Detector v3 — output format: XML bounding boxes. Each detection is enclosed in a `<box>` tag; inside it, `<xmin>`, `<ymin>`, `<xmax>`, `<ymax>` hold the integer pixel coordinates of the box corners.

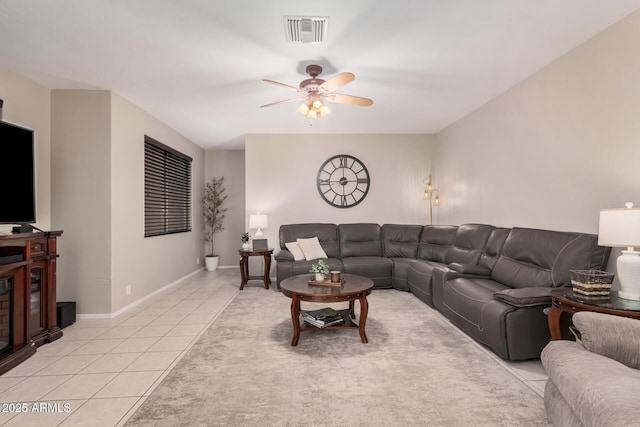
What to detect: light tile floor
<box><xmin>0</xmin><ymin>268</ymin><xmax>240</xmax><ymax>427</ymax></box>
<box><xmin>0</xmin><ymin>268</ymin><xmax>547</xmax><ymax>426</ymax></box>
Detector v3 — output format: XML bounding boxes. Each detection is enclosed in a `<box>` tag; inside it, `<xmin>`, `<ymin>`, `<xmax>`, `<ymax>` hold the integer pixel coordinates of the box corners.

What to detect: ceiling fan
<box><xmin>260</xmin><ymin>65</ymin><xmax>373</xmax><ymax>118</ymax></box>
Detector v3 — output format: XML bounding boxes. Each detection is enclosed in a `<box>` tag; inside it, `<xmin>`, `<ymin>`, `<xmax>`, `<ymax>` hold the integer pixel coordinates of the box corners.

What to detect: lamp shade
<box><xmin>598</xmin><ymin>207</ymin><xmax>640</xmax><ymax>247</ymax></box>
<box><xmin>249</xmin><ymin>214</ymin><xmax>268</xmax><ymax>230</ymax></box>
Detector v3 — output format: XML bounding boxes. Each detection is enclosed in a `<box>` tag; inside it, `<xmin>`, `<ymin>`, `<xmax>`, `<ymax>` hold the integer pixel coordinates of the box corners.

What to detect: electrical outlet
<box><xmin>196</xmin><ymin>257</ymin><xmax>200</xmax><ymax>265</ymax></box>
<box><xmin>126</xmin><ymin>284</ymin><xmax>131</xmax><ymax>296</ymax></box>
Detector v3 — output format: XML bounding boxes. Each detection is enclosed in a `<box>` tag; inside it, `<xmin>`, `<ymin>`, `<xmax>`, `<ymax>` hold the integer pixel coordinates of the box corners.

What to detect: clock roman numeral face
<box><xmin>316</xmin><ymin>154</ymin><xmax>370</xmax><ymax>208</ymax></box>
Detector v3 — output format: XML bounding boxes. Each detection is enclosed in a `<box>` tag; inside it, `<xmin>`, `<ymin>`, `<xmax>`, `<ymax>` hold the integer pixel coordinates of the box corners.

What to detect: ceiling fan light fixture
<box><xmin>298</xmin><ymin>99</ymin><xmax>330</xmax><ymax>118</ymax></box>
<box><xmin>262</xmin><ymin>64</ymin><xmax>371</xmax><ymax>119</ymax></box>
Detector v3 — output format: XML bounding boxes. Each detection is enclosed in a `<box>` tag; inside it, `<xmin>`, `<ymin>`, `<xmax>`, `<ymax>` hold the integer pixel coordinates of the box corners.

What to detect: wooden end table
<box><xmin>280</xmin><ymin>273</ymin><xmax>373</xmax><ymax>346</ymax></box>
<box><xmin>238</xmin><ymin>248</ymin><xmax>273</xmax><ymax>290</ymax></box>
<box><xmin>548</xmin><ymin>288</ymin><xmax>640</xmax><ymax>340</ymax></box>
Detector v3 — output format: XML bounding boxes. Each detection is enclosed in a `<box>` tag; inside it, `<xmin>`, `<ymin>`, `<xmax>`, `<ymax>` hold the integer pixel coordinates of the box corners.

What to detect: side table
<box><xmin>238</xmin><ymin>248</ymin><xmax>273</xmax><ymax>290</ymax></box>
<box><xmin>548</xmin><ymin>288</ymin><xmax>640</xmax><ymax>340</ymax></box>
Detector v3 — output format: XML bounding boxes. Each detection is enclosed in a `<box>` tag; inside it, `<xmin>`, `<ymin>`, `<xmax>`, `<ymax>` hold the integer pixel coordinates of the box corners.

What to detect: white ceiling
<box><xmin>1</xmin><ymin>0</ymin><xmax>639</xmax><ymax>150</ymax></box>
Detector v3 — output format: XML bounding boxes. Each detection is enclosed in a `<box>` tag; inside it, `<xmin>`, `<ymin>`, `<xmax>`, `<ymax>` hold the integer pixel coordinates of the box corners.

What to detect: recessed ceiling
<box><xmin>1</xmin><ymin>0</ymin><xmax>639</xmax><ymax>150</ymax></box>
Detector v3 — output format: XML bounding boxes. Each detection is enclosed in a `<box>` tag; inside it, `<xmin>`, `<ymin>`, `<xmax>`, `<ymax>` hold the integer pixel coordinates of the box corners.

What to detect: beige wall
<box><xmin>110</xmin><ymin>92</ymin><xmax>205</xmax><ymax>313</ymax></box>
<box><xmin>51</xmin><ymin>90</ymin><xmax>112</xmax><ymax>313</ymax></box>
<box><xmin>0</xmin><ymin>66</ymin><xmax>51</xmax><ymax>233</ymax></box>
<box><xmin>51</xmin><ymin>90</ymin><xmax>205</xmax><ymax>315</ymax></box>
<box><xmin>435</xmin><ymin>10</ymin><xmax>640</xmax><ymax>236</ymax></box>
<box><xmin>245</xmin><ymin>134</ymin><xmax>435</xmax><ymax>275</ymax></box>
<box><xmin>204</xmin><ymin>150</ymin><xmax>245</xmax><ymax>267</ymax></box>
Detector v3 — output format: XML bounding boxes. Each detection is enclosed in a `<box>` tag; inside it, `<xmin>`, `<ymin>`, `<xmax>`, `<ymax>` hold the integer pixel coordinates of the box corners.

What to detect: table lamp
<box><xmin>249</xmin><ymin>213</ymin><xmax>268</xmax><ymax>239</ymax></box>
<box><xmin>598</xmin><ymin>202</ymin><xmax>640</xmax><ymax>300</ymax></box>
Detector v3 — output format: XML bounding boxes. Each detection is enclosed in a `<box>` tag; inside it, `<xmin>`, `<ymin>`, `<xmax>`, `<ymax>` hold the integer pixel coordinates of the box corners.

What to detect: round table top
<box><xmin>280</xmin><ymin>273</ymin><xmax>373</xmax><ymax>298</ymax></box>
<box><xmin>552</xmin><ymin>288</ymin><xmax>640</xmax><ymax>314</ymax></box>
<box><xmin>238</xmin><ymin>248</ymin><xmax>274</xmax><ymax>254</ymax></box>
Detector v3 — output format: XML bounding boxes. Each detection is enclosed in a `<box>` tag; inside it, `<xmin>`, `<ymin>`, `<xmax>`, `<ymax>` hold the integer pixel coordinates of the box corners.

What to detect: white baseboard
<box><xmin>77</xmin><ymin>268</ymin><xmax>204</xmax><ymax>319</ymax></box>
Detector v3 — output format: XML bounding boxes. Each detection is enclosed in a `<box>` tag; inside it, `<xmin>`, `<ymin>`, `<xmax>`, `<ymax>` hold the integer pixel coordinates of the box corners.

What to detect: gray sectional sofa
<box><xmin>275</xmin><ymin>222</ymin><xmax>610</xmax><ymax>360</ymax></box>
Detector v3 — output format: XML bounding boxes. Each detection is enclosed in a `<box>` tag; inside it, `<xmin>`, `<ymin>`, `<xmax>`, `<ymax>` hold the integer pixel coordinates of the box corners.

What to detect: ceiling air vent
<box><xmin>283</xmin><ymin>16</ymin><xmax>329</xmax><ymax>43</ymax></box>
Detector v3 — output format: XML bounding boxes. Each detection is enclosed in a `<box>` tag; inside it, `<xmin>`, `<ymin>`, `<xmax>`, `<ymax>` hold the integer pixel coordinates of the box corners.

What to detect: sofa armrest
<box><xmin>493</xmin><ymin>287</ymin><xmax>551</xmax><ymax>307</ymax></box>
<box><xmin>275</xmin><ymin>250</ymin><xmax>294</xmax><ymax>262</ymax></box>
<box><xmin>448</xmin><ymin>263</ymin><xmax>491</xmax><ymax>276</ymax></box>
<box><xmin>573</xmin><ymin>311</ymin><xmax>640</xmax><ymax>369</ymax></box>
<box><xmin>432</xmin><ymin>264</ymin><xmax>491</xmax><ymax>286</ymax></box>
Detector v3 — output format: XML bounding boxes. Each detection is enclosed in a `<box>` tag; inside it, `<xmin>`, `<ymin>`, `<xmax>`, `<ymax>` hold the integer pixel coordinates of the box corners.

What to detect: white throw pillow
<box><xmin>296</xmin><ymin>237</ymin><xmax>328</xmax><ymax>261</ymax></box>
<box><xmin>285</xmin><ymin>242</ymin><xmax>305</xmax><ymax>261</ymax></box>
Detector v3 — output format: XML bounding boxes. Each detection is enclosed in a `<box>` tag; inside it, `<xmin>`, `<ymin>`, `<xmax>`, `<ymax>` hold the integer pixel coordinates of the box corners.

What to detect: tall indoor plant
<box><xmin>202</xmin><ymin>176</ymin><xmax>228</xmax><ymax>271</ymax></box>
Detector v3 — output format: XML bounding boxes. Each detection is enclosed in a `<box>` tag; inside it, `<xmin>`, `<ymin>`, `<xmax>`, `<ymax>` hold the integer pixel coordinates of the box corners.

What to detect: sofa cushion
<box><xmin>388</xmin><ymin>258</ymin><xmax>415</xmax><ymax>291</ymax></box>
<box><xmin>297</xmin><ymin>237</ymin><xmax>328</xmax><ymax>261</ymax></box>
<box><xmin>416</xmin><ymin>225</ymin><xmax>457</xmax><ymax>261</ymax></box>
<box><xmin>285</xmin><ymin>242</ymin><xmax>305</xmax><ymax>261</ymax></box>
<box><xmin>341</xmin><ymin>256</ymin><xmax>392</xmax><ymax>288</ymax></box>
<box><xmin>441</xmin><ymin>278</ymin><xmax>510</xmax><ymax>330</ymax></box>
<box><xmin>491</xmin><ymin>228</ymin><xmax>607</xmax><ymax>289</ymax></box>
<box><xmin>338</xmin><ymin>223</ymin><xmax>383</xmax><ymax>257</ymax></box>
<box><xmin>279</xmin><ymin>223</ymin><xmax>339</xmax><ymax>258</ymax></box>
<box><xmin>573</xmin><ymin>312</ymin><xmax>640</xmax><ymax>369</ymax></box>
<box><xmin>407</xmin><ymin>259</ymin><xmax>448</xmax><ymax>307</ymax></box>
<box><xmin>382</xmin><ymin>224</ymin><xmax>423</xmax><ymax>258</ymax></box>
<box><xmin>444</xmin><ymin>224</ymin><xmax>494</xmax><ymax>265</ymax></box>
<box><xmin>478</xmin><ymin>227</ymin><xmax>510</xmax><ymax>270</ymax></box>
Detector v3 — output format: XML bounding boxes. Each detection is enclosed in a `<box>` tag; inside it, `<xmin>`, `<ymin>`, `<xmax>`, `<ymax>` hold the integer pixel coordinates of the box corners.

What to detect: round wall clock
<box><xmin>316</xmin><ymin>154</ymin><xmax>370</xmax><ymax>208</ymax></box>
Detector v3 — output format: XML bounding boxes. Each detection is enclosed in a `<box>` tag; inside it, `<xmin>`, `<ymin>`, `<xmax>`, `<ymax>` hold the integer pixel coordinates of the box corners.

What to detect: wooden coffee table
<box><xmin>280</xmin><ymin>274</ymin><xmax>374</xmax><ymax>346</ymax></box>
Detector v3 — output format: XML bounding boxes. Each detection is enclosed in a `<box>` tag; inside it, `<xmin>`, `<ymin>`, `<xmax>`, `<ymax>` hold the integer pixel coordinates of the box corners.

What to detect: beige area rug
<box><xmin>126</xmin><ymin>287</ymin><xmax>550</xmax><ymax>426</ymax></box>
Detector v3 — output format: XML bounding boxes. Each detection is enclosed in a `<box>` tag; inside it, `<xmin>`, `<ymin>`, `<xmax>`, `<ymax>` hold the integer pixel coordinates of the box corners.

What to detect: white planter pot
<box><xmin>205</xmin><ymin>256</ymin><xmax>219</xmax><ymax>271</ymax></box>
<box><xmin>242</xmin><ymin>243</ymin><xmax>251</xmax><ymax>250</ymax></box>
<box><xmin>315</xmin><ymin>273</ymin><xmax>325</xmax><ymax>282</ymax></box>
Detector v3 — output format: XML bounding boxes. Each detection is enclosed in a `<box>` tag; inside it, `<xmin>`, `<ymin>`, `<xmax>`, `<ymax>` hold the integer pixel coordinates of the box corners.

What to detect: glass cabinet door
<box><xmin>30</xmin><ymin>267</ymin><xmax>43</xmax><ymax>335</ymax></box>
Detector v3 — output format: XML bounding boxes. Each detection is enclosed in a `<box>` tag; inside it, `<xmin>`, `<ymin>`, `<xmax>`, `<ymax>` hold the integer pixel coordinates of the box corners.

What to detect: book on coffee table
<box><xmin>304</xmin><ymin>307</ymin><xmax>339</xmax><ymax>320</ymax></box>
<box><xmin>301</xmin><ymin>307</ymin><xmax>344</xmax><ymax>327</ymax></box>
<box><xmin>302</xmin><ymin>313</ymin><xmax>344</xmax><ymax>328</ymax></box>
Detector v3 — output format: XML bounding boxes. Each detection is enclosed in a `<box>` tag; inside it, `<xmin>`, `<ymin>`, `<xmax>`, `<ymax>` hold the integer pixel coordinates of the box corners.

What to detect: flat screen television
<box><xmin>0</xmin><ymin>121</ymin><xmax>36</xmax><ymax>227</ymax></box>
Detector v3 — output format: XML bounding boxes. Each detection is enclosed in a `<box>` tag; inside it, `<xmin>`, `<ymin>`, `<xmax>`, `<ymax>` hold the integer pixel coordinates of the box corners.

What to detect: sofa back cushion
<box><xmin>478</xmin><ymin>227</ymin><xmax>510</xmax><ymax>270</ymax></box>
<box><xmin>382</xmin><ymin>224</ymin><xmax>423</xmax><ymax>258</ymax></box>
<box><xmin>491</xmin><ymin>227</ymin><xmax>610</xmax><ymax>289</ymax></box>
<box><xmin>445</xmin><ymin>224</ymin><xmax>495</xmax><ymax>265</ymax></box>
<box><xmin>338</xmin><ymin>223</ymin><xmax>383</xmax><ymax>257</ymax></box>
<box><xmin>416</xmin><ymin>225</ymin><xmax>458</xmax><ymax>262</ymax></box>
<box><xmin>279</xmin><ymin>223</ymin><xmax>339</xmax><ymax>259</ymax></box>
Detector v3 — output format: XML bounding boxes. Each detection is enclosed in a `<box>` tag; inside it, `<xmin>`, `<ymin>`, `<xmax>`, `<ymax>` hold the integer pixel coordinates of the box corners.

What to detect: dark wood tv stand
<box><xmin>0</xmin><ymin>230</ymin><xmax>63</xmax><ymax>375</ymax></box>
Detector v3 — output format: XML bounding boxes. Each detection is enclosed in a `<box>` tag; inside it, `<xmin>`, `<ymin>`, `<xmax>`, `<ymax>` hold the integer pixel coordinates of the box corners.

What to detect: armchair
<box><xmin>541</xmin><ymin>312</ymin><xmax>640</xmax><ymax>426</ymax></box>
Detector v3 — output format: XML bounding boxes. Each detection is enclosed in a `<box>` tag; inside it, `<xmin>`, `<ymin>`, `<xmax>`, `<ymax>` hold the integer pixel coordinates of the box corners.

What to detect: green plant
<box><xmin>241</xmin><ymin>232</ymin><xmax>250</xmax><ymax>243</ymax></box>
<box><xmin>309</xmin><ymin>259</ymin><xmax>330</xmax><ymax>276</ymax></box>
<box><xmin>202</xmin><ymin>176</ymin><xmax>228</xmax><ymax>257</ymax></box>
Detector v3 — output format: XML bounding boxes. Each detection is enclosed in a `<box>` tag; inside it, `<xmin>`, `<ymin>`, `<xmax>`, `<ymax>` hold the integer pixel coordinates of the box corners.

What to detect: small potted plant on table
<box><xmin>310</xmin><ymin>259</ymin><xmax>330</xmax><ymax>282</ymax></box>
<box><xmin>241</xmin><ymin>232</ymin><xmax>250</xmax><ymax>250</ymax></box>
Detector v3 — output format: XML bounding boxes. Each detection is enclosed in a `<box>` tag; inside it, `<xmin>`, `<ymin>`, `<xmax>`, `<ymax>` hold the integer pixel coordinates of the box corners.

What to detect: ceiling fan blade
<box><xmin>260</xmin><ymin>97</ymin><xmax>304</xmax><ymax>108</ymax></box>
<box><xmin>324</xmin><ymin>93</ymin><xmax>373</xmax><ymax>107</ymax></box>
<box><xmin>263</xmin><ymin>79</ymin><xmax>300</xmax><ymax>91</ymax></box>
<box><xmin>318</xmin><ymin>72</ymin><xmax>355</xmax><ymax>93</ymax></box>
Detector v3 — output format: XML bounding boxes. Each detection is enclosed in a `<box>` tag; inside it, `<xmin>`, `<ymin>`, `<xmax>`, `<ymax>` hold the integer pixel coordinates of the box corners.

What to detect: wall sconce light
<box><xmin>423</xmin><ymin>175</ymin><xmax>439</xmax><ymax>225</ymax></box>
